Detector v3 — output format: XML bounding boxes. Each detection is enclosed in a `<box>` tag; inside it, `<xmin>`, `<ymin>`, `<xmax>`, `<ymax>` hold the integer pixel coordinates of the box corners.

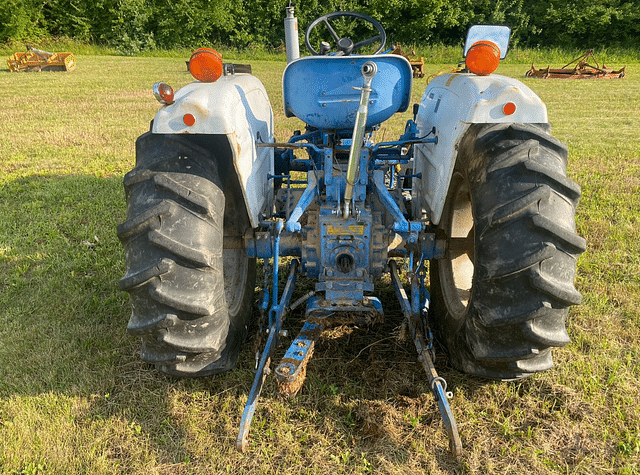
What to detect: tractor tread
<box><xmin>431</xmin><ymin>123</ymin><xmax>584</xmax><ymax>380</ymax></box>
<box><xmin>485</xmin><ymin>139</ymin><xmax>539</xmax><ymax>174</ymax></box>
<box><xmin>127</xmin><ymin>313</ymin><xmax>178</xmax><ymax>335</ymax></box>
<box><xmin>157</xmin><ymin>328</ymin><xmax>225</xmax><ymax>354</ymax></box>
<box><xmin>119</xmin><ymin>257</ymin><xmax>175</xmax><ymax>291</ymax></box>
<box><xmin>140</xmin><ymin>345</ymin><xmax>187</xmax><ymax>364</ymax></box>
<box><xmin>123</xmin><ymin>167</ymin><xmax>154</xmax><ymax>188</ymax></box>
<box><xmin>485</xmin><ymin>186</ymin><xmax>549</xmax><ymax>228</ymax></box>
<box><xmin>153</xmin><ymin>172</ymin><xmax>221</xmax><ymax>217</ymax></box>
<box><xmin>148</xmin><ymin>228</ymin><xmax>218</xmax><ymax>267</ymax></box>
<box><xmin>148</xmin><ymin>272</ymin><xmax>226</xmax><ymax>316</ymax></box>
<box><xmin>117</xmin><ymin>201</ymin><xmax>173</xmax><ymax>240</ymax></box>
<box><xmin>523</xmin><ymin>317</ymin><xmax>571</xmax><ymax>347</ymax></box>
<box><xmin>531</xmin><ymin>215</ymin><xmax>587</xmax><ymax>252</ymax></box>
<box><xmin>118</xmin><ymin>132</ymin><xmax>255</xmax><ymax>377</ymax></box>
<box><xmin>522</xmin><ymin>161</ymin><xmax>581</xmax><ymax>201</ymax></box>
<box><xmin>481</xmin><ymin>243</ymin><xmax>556</xmax><ymax>280</ymax></box>
<box><xmin>529</xmin><ymin>266</ymin><xmax>583</xmax><ymax>306</ymax></box>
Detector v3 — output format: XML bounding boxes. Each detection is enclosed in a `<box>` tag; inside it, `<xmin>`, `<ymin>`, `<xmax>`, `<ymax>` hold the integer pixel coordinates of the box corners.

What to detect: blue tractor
<box><xmin>118</xmin><ymin>10</ymin><xmax>585</xmax><ymax>455</ymax></box>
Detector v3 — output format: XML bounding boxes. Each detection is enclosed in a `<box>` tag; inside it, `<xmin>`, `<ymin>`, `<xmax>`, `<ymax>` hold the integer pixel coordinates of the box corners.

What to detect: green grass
<box><xmin>1</xmin><ymin>52</ymin><xmax>639</xmax><ymax>474</ymax></box>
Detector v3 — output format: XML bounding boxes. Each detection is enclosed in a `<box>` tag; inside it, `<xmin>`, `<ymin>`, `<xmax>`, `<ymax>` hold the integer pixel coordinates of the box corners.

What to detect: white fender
<box><xmin>152</xmin><ymin>74</ymin><xmax>274</xmax><ymax>228</ymax></box>
<box><xmin>412</xmin><ymin>72</ymin><xmax>548</xmax><ymax>225</ymax></box>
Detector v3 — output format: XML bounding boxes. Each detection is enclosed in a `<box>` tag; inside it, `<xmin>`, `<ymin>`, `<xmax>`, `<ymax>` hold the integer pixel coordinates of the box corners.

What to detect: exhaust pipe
<box><xmin>284</xmin><ymin>5</ymin><xmax>300</xmax><ymax>63</ymax></box>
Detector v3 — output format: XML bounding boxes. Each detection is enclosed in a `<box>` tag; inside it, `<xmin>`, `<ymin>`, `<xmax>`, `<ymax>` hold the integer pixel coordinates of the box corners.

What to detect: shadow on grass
<box><xmin>0</xmin><ymin>175</ymin><xmax>202</xmax><ymax>469</ymax></box>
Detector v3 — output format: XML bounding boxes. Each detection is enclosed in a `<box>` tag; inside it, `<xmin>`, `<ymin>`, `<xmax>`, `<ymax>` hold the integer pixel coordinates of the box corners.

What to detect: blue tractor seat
<box><xmin>282</xmin><ymin>55</ymin><xmax>413</xmax><ymax>131</ymax></box>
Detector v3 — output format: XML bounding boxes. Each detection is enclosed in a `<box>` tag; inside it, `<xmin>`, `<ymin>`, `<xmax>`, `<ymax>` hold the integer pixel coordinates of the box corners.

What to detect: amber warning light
<box><xmin>465</xmin><ymin>41</ymin><xmax>501</xmax><ymax>76</ymax></box>
<box><xmin>189</xmin><ymin>48</ymin><xmax>223</xmax><ymax>82</ymax></box>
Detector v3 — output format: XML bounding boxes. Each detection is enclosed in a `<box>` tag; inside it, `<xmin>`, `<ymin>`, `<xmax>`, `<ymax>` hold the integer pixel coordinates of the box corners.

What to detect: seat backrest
<box><xmin>283</xmin><ymin>55</ymin><xmax>413</xmax><ymax>131</ymax></box>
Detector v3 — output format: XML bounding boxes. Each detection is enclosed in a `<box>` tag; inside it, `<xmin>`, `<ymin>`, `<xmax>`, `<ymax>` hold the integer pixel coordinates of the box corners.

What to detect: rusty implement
<box><xmin>526</xmin><ymin>50</ymin><xmax>625</xmax><ymax>79</ymax></box>
<box><xmin>391</xmin><ymin>44</ymin><xmax>425</xmax><ymax>78</ymax></box>
<box><xmin>7</xmin><ymin>46</ymin><xmax>76</xmax><ymax>72</ymax></box>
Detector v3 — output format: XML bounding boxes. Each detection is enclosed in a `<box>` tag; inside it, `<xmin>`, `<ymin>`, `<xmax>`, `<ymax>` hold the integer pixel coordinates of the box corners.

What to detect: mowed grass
<box><xmin>0</xmin><ymin>53</ymin><xmax>639</xmax><ymax>474</ymax></box>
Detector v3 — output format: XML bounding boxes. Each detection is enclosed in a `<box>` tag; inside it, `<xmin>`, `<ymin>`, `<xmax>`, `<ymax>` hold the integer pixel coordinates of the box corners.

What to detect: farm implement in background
<box><xmin>7</xmin><ymin>46</ymin><xmax>76</xmax><ymax>72</ymax></box>
<box><xmin>389</xmin><ymin>44</ymin><xmax>425</xmax><ymax>78</ymax></box>
<box><xmin>526</xmin><ymin>49</ymin><xmax>625</xmax><ymax>79</ymax></box>
<box><xmin>117</xmin><ymin>7</ymin><xmax>585</xmax><ymax>457</ymax></box>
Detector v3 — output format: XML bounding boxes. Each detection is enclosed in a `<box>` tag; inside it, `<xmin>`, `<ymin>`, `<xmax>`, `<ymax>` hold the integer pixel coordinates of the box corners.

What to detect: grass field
<box><xmin>0</xmin><ymin>51</ymin><xmax>639</xmax><ymax>474</ymax></box>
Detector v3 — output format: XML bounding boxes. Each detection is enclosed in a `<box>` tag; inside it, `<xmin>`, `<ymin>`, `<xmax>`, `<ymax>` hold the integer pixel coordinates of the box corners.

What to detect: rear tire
<box><xmin>430</xmin><ymin>123</ymin><xmax>586</xmax><ymax>379</ymax></box>
<box><xmin>118</xmin><ymin>133</ymin><xmax>255</xmax><ymax>377</ymax></box>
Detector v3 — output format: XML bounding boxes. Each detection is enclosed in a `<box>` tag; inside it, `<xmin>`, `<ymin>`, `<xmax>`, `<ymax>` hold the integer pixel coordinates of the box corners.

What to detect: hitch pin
<box><xmin>344</xmin><ymin>61</ymin><xmax>377</xmax><ymax>219</ymax></box>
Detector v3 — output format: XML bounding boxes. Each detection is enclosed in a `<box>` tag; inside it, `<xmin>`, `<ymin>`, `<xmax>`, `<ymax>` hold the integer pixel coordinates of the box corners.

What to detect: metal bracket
<box><xmin>236</xmin><ymin>257</ymin><xmax>299</xmax><ymax>452</ymax></box>
<box><xmin>275</xmin><ymin>321</ymin><xmax>322</xmax><ymax>398</ymax></box>
<box><xmin>389</xmin><ymin>259</ymin><xmax>462</xmax><ymax>457</ymax></box>
<box><xmin>285</xmin><ymin>172</ymin><xmax>318</xmax><ymax>232</ymax></box>
<box><xmin>372</xmin><ymin>170</ymin><xmax>423</xmax><ymax>233</ymax></box>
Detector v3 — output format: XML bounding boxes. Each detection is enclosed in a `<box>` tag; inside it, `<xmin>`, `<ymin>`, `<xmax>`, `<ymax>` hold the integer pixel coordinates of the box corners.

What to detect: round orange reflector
<box><xmin>189</xmin><ymin>48</ymin><xmax>223</xmax><ymax>82</ymax></box>
<box><xmin>503</xmin><ymin>102</ymin><xmax>517</xmax><ymax>115</ymax></box>
<box><xmin>465</xmin><ymin>41</ymin><xmax>501</xmax><ymax>76</ymax></box>
<box><xmin>183</xmin><ymin>113</ymin><xmax>196</xmax><ymax>126</ymax></box>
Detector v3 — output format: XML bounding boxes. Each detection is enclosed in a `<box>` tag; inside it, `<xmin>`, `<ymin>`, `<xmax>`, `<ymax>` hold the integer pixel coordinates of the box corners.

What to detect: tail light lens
<box><xmin>189</xmin><ymin>48</ymin><xmax>223</xmax><ymax>82</ymax></box>
<box><xmin>153</xmin><ymin>82</ymin><xmax>174</xmax><ymax>104</ymax></box>
<box><xmin>465</xmin><ymin>41</ymin><xmax>501</xmax><ymax>76</ymax></box>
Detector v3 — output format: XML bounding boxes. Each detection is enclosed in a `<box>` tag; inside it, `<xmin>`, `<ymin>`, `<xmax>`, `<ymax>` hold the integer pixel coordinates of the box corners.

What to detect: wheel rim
<box><xmin>439</xmin><ymin>173</ymin><xmax>475</xmax><ymax>320</ymax></box>
<box><xmin>223</xmin><ymin>249</ymin><xmax>249</xmax><ymax>317</ymax></box>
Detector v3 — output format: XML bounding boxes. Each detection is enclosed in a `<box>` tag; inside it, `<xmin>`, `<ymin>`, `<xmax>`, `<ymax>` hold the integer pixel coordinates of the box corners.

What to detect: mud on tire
<box><xmin>118</xmin><ymin>133</ymin><xmax>255</xmax><ymax>377</ymax></box>
<box><xmin>430</xmin><ymin>123</ymin><xmax>586</xmax><ymax>380</ymax></box>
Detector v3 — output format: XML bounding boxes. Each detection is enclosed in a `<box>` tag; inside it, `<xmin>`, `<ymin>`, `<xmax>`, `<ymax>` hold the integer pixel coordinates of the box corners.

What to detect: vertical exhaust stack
<box><xmin>284</xmin><ymin>5</ymin><xmax>300</xmax><ymax>63</ymax></box>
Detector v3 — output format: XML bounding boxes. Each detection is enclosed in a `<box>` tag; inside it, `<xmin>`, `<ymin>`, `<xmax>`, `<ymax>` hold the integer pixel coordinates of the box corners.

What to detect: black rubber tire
<box><xmin>118</xmin><ymin>133</ymin><xmax>255</xmax><ymax>377</ymax></box>
<box><xmin>430</xmin><ymin>123</ymin><xmax>586</xmax><ymax>380</ymax></box>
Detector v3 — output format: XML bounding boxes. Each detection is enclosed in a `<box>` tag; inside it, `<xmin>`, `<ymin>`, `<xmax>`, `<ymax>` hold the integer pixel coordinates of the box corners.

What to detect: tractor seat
<box><xmin>282</xmin><ymin>55</ymin><xmax>413</xmax><ymax>131</ymax></box>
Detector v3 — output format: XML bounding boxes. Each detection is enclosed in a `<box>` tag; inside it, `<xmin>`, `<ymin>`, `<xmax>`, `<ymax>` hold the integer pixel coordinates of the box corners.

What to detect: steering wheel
<box><xmin>304</xmin><ymin>11</ymin><xmax>387</xmax><ymax>56</ymax></box>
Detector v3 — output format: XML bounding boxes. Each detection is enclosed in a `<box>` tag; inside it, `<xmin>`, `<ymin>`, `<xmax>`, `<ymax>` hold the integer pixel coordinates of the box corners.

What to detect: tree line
<box><xmin>2</xmin><ymin>0</ymin><xmax>639</xmax><ymax>54</ymax></box>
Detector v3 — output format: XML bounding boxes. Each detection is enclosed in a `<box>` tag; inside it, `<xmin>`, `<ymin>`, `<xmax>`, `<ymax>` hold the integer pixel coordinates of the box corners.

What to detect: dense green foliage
<box><xmin>1</xmin><ymin>0</ymin><xmax>639</xmax><ymax>53</ymax></box>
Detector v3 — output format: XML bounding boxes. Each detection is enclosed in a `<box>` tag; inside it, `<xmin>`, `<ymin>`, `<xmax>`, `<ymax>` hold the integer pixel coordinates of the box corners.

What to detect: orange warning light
<box><xmin>465</xmin><ymin>41</ymin><xmax>501</xmax><ymax>76</ymax></box>
<box><xmin>189</xmin><ymin>48</ymin><xmax>223</xmax><ymax>83</ymax></box>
